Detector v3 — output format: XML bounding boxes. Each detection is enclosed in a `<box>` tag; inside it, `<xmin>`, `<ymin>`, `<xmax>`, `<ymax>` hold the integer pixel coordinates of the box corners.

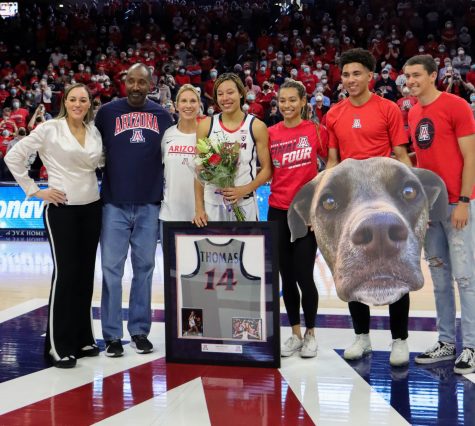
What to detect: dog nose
<box><xmin>351</xmin><ymin>213</ymin><xmax>408</xmax><ymax>257</ymax></box>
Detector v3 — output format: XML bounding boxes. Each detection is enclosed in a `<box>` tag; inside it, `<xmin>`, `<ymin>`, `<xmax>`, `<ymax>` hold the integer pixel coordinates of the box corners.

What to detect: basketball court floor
<box><xmin>0</xmin><ymin>240</ymin><xmax>474</xmax><ymax>425</ymax></box>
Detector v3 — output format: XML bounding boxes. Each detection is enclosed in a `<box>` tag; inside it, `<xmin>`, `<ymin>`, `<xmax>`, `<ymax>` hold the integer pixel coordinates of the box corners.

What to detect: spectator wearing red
<box><xmin>58</xmin><ymin>54</ymin><xmax>72</xmax><ymax>71</ymax></box>
<box><xmin>74</xmin><ymin>64</ymin><xmax>92</xmax><ymax>84</ymax></box>
<box><xmin>256</xmin><ymin>81</ymin><xmax>277</xmax><ymax>112</ymax></box>
<box><xmin>14</xmin><ymin>60</ymin><xmax>29</xmax><ymax>80</ymax></box>
<box><xmin>396</xmin><ymin>86</ymin><xmax>418</xmax><ymax>140</ymax></box>
<box><xmin>255</xmin><ymin>63</ymin><xmax>271</xmax><ymax>87</ymax></box>
<box><xmin>298</xmin><ymin>66</ymin><xmax>319</xmax><ymax>97</ymax></box>
<box><xmin>175</xmin><ymin>67</ymin><xmax>191</xmax><ymax>87</ymax></box>
<box><xmin>467</xmin><ymin>65</ymin><xmax>475</xmax><ymax>86</ymax></box>
<box><xmin>0</xmin><ymin>108</ymin><xmax>17</xmax><ymax>156</ymax></box>
<box><xmin>246</xmin><ymin>92</ymin><xmax>264</xmax><ymax>120</ymax></box>
<box><xmin>186</xmin><ymin>58</ymin><xmax>202</xmax><ymax>86</ymax></box>
<box><xmin>441</xmin><ymin>21</ymin><xmax>458</xmax><ymax>49</ymax></box>
<box><xmin>10</xmin><ymin>99</ymin><xmax>29</xmax><ymax>129</ymax></box>
<box><xmin>204</xmin><ymin>69</ymin><xmax>218</xmax><ymax>107</ymax></box>
<box><xmin>401</xmin><ymin>31</ymin><xmax>419</xmax><ymax>59</ymax></box>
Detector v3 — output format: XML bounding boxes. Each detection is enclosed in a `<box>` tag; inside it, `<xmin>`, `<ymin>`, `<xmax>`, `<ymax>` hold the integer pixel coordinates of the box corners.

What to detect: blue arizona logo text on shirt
<box><xmin>114</xmin><ymin>112</ymin><xmax>161</xmax><ymax>136</ymax></box>
<box><xmin>415</xmin><ymin>117</ymin><xmax>435</xmax><ymax>150</ymax></box>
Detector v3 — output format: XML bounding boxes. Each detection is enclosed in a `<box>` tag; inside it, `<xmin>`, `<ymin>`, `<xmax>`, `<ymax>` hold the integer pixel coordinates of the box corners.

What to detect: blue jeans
<box><xmin>424</xmin><ymin>201</ymin><xmax>475</xmax><ymax>348</ymax></box>
<box><xmin>100</xmin><ymin>203</ymin><xmax>160</xmax><ymax>341</ymax></box>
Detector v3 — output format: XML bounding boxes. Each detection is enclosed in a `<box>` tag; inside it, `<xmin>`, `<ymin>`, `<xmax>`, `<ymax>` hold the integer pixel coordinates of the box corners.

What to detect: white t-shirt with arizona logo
<box><xmin>160</xmin><ymin>125</ymin><xmax>196</xmax><ymax>220</ymax></box>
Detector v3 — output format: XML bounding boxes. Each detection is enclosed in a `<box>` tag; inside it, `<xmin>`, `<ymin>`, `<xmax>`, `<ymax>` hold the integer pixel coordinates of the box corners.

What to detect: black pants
<box><xmin>43</xmin><ymin>200</ymin><xmax>102</xmax><ymax>360</ymax></box>
<box><xmin>349</xmin><ymin>294</ymin><xmax>410</xmax><ymax>340</ymax></box>
<box><xmin>268</xmin><ymin>206</ymin><xmax>319</xmax><ymax>328</ymax></box>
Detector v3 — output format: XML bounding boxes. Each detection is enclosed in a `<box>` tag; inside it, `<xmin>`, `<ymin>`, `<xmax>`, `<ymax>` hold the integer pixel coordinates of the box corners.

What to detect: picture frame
<box><xmin>163</xmin><ymin>221</ymin><xmax>280</xmax><ymax>368</ymax></box>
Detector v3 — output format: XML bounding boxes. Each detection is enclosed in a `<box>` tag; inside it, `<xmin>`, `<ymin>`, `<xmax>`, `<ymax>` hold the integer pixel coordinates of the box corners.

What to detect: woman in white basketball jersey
<box><xmin>193</xmin><ymin>73</ymin><xmax>272</xmax><ymax>224</ymax></box>
<box><xmin>160</xmin><ymin>84</ymin><xmax>201</xmax><ymax>223</ymax></box>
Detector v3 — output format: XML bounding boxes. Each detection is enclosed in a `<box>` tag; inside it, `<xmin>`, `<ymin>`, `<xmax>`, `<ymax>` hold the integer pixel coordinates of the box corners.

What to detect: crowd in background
<box><xmin>1</xmin><ymin>0</ymin><xmax>475</xmax><ymax>179</ymax></box>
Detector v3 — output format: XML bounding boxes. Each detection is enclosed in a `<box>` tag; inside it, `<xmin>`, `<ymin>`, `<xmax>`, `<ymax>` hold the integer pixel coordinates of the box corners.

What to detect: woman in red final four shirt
<box><xmin>268</xmin><ymin>79</ymin><xmax>329</xmax><ymax>359</ymax></box>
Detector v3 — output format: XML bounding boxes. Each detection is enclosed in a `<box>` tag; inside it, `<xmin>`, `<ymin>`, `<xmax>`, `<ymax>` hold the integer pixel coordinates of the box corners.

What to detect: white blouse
<box><xmin>5</xmin><ymin>118</ymin><xmax>103</xmax><ymax>205</ymax></box>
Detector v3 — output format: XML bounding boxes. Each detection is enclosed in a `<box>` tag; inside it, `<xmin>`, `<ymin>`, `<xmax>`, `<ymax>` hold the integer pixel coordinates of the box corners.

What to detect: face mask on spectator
<box><xmin>277</xmin><ymin>67</ymin><xmax>283</xmax><ymax>73</ymax></box>
<box><xmin>10</xmin><ymin>89</ymin><xmax>16</xmax><ymax>96</ymax></box>
<box><xmin>0</xmin><ymin>84</ymin><xmax>5</xmax><ymax>90</ymax></box>
<box><xmin>78</xmin><ymin>65</ymin><xmax>84</xmax><ymax>71</ymax></box>
<box><xmin>470</xmin><ymin>94</ymin><xmax>475</xmax><ymax>103</ymax></box>
<box><xmin>207</xmin><ymin>108</ymin><xmax>214</xmax><ymax>116</ymax></box>
<box><xmin>260</xmin><ymin>66</ymin><xmax>266</xmax><ymax>72</ymax></box>
<box><xmin>246</xmin><ymin>93</ymin><xmax>255</xmax><ymax>101</ymax></box>
<box><xmin>12</xmin><ymin>101</ymin><xmax>20</xmax><ymax>108</ymax></box>
<box><xmin>244</xmin><ymin>70</ymin><xmax>251</xmax><ymax>76</ymax></box>
<box><xmin>210</xmin><ymin>71</ymin><xmax>217</xmax><ymax>78</ymax></box>
<box><xmin>321</xmin><ymin>78</ymin><xmax>328</xmax><ymax>84</ymax></box>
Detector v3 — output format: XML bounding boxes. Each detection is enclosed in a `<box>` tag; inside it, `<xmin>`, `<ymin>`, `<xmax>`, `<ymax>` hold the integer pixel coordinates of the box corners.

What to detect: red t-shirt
<box><xmin>268</xmin><ymin>120</ymin><xmax>329</xmax><ymax>210</ymax></box>
<box><xmin>408</xmin><ymin>92</ymin><xmax>475</xmax><ymax>203</ymax></box>
<box><xmin>10</xmin><ymin>108</ymin><xmax>29</xmax><ymax>129</ymax></box>
<box><xmin>326</xmin><ymin>94</ymin><xmax>407</xmax><ymax>160</ymax></box>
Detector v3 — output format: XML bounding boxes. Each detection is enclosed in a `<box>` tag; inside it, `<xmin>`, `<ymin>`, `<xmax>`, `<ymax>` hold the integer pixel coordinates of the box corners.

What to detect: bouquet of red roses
<box><xmin>195</xmin><ymin>133</ymin><xmax>246</xmax><ymax>221</ymax></box>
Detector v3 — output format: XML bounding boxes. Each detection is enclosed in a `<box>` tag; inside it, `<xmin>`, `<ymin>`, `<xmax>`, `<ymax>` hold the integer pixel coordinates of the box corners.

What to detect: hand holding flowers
<box><xmin>194</xmin><ymin>133</ymin><xmax>246</xmax><ymax>221</ymax></box>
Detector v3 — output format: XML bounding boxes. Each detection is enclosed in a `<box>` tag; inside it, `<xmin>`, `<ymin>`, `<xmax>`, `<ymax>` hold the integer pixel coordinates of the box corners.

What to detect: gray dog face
<box><xmin>288</xmin><ymin>157</ymin><xmax>448</xmax><ymax>306</ymax></box>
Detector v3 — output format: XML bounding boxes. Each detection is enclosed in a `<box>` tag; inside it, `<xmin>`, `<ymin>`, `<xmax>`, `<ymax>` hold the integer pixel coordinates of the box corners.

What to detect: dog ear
<box><xmin>411</xmin><ymin>168</ymin><xmax>448</xmax><ymax>222</ymax></box>
<box><xmin>287</xmin><ymin>175</ymin><xmax>320</xmax><ymax>242</ymax></box>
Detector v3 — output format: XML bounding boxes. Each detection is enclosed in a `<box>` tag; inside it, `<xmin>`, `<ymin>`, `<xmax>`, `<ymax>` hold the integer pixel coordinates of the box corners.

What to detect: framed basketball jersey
<box><xmin>163</xmin><ymin>222</ymin><xmax>280</xmax><ymax>368</ymax></box>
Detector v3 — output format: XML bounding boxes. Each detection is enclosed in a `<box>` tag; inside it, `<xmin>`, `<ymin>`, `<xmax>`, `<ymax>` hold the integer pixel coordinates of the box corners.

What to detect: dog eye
<box><xmin>321</xmin><ymin>195</ymin><xmax>337</xmax><ymax>210</ymax></box>
<box><xmin>402</xmin><ymin>185</ymin><xmax>417</xmax><ymax>200</ymax></box>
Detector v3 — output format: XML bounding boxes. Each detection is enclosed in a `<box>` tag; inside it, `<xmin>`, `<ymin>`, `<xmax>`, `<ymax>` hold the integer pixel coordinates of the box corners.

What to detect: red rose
<box><xmin>208</xmin><ymin>154</ymin><xmax>222</xmax><ymax>166</ymax></box>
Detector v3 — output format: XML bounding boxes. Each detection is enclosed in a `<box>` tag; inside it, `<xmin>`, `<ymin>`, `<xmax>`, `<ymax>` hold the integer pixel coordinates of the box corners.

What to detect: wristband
<box><xmin>458</xmin><ymin>196</ymin><xmax>470</xmax><ymax>203</ymax></box>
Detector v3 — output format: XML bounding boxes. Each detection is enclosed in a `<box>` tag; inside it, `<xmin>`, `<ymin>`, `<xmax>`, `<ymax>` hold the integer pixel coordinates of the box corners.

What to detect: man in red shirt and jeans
<box><xmin>405</xmin><ymin>54</ymin><xmax>475</xmax><ymax>374</ymax></box>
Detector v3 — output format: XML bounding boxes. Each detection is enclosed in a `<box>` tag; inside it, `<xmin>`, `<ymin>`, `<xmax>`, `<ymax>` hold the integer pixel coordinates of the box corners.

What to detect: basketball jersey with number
<box><xmin>204</xmin><ymin>114</ymin><xmax>257</xmax><ymax>206</ymax></box>
<box><xmin>181</xmin><ymin>238</ymin><xmax>261</xmax><ymax>339</ymax></box>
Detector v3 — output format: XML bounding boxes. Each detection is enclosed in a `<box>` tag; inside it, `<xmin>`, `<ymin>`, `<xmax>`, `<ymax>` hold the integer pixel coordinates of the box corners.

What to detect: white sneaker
<box><xmin>390</xmin><ymin>338</ymin><xmax>409</xmax><ymax>367</ymax></box>
<box><xmin>281</xmin><ymin>334</ymin><xmax>303</xmax><ymax>357</ymax></box>
<box><xmin>343</xmin><ymin>334</ymin><xmax>372</xmax><ymax>360</ymax></box>
<box><xmin>300</xmin><ymin>333</ymin><xmax>318</xmax><ymax>358</ymax></box>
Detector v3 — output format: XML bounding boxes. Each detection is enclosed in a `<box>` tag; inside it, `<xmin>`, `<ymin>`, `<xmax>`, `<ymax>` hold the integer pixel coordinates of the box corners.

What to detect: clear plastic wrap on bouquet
<box><xmin>194</xmin><ymin>133</ymin><xmax>246</xmax><ymax>221</ymax></box>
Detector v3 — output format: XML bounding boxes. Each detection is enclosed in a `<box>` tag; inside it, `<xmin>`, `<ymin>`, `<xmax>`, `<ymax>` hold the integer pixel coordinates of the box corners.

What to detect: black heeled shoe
<box><xmin>53</xmin><ymin>355</ymin><xmax>77</xmax><ymax>369</ymax></box>
<box><xmin>79</xmin><ymin>344</ymin><xmax>100</xmax><ymax>357</ymax></box>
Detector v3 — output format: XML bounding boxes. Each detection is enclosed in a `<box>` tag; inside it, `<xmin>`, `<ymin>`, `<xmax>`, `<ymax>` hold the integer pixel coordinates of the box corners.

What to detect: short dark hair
<box><xmin>404</xmin><ymin>55</ymin><xmax>438</xmax><ymax>75</ymax></box>
<box><xmin>127</xmin><ymin>63</ymin><xmax>152</xmax><ymax>82</ymax></box>
<box><xmin>338</xmin><ymin>48</ymin><xmax>376</xmax><ymax>72</ymax></box>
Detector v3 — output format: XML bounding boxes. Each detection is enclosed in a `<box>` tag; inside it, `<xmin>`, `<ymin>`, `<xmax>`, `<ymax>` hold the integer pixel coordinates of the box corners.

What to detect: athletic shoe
<box><xmin>78</xmin><ymin>344</ymin><xmax>100</xmax><ymax>358</ymax></box>
<box><xmin>390</xmin><ymin>339</ymin><xmax>409</xmax><ymax>367</ymax></box>
<box><xmin>281</xmin><ymin>335</ymin><xmax>303</xmax><ymax>357</ymax></box>
<box><xmin>105</xmin><ymin>339</ymin><xmax>124</xmax><ymax>357</ymax></box>
<box><xmin>343</xmin><ymin>334</ymin><xmax>372</xmax><ymax>360</ymax></box>
<box><xmin>300</xmin><ymin>333</ymin><xmax>318</xmax><ymax>358</ymax></box>
<box><xmin>414</xmin><ymin>341</ymin><xmax>456</xmax><ymax>365</ymax></box>
<box><xmin>131</xmin><ymin>335</ymin><xmax>153</xmax><ymax>354</ymax></box>
<box><xmin>454</xmin><ymin>347</ymin><xmax>475</xmax><ymax>375</ymax></box>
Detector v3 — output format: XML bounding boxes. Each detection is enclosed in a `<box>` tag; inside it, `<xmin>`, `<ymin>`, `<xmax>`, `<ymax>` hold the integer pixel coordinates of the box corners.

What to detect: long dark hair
<box><xmin>278</xmin><ymin>79</ymin><xmax>308</xmax><ymax>119</ymax></box>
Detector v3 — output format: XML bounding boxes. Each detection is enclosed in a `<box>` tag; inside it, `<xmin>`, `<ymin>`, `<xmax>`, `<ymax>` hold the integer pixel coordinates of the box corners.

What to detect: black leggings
<box><xmin>348</xmin><ymin>294</ymin><xmax>410</xmax><ymax>340</ymax></box>
<box><xmin>43</xmin><ymin>200</ymin><xmax>102</xmax><ymax>359</ymax></box>
<box><xmin>268</xmin><ymin>206</ymin><xmax>318</xmax><ymax>328</ymax></box>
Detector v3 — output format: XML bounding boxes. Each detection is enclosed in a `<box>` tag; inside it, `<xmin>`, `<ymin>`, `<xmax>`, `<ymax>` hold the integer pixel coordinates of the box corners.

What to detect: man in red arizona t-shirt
<box><xmin>326</xmin><ymin>48</ymin><xmax>412</xmax><ymax>368</ymax></box>
<box><xmin>405</xmin><ymin>54</ymin><xmax>475</xmax><ymax>375</ymax></box>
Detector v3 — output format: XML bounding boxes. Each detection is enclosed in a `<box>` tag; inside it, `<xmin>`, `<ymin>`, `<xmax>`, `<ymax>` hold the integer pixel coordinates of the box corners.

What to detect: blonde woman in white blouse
<box><xmin>5</xmin><ymin>83</ymin><xmax>103</xmax><ymax>369</ymax></box>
